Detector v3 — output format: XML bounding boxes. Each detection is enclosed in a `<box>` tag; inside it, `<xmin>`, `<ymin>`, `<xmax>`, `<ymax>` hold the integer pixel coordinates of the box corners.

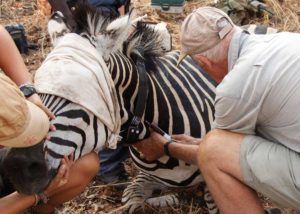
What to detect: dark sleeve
<box><xmin>116</xmin><ymin>0</ymin><xmax>128</xmax><ymax>5</ymax></box>
<box><xmin>91</xmin><ymin>0</ymin><xmax>127</xmax><ymax>7</ymax></box>
<box><xmin>116</xmin><ymin>0</ymin><xmax>130</xmax><ymax>13</ymax></box>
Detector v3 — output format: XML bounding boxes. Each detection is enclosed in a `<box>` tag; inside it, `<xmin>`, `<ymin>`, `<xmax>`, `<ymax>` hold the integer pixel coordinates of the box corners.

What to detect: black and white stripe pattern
<box><xmin>66</xmin><ymin>6</ymin><xmax>218</xmax><ymax>212</ymax></box>
<box><xmin>39</xmin><ymin>94</ymin><xmax>108</xmax><ymax>169</ymax></box>
<box><xmin>107</xmin><ymin>50</ymin><xmax>217</xmax><ymax>213</ymax></box>
<box><xmin>104</xmin><ymin>46</ymin><xmax>216</xmax><ymax>182</ymax></box>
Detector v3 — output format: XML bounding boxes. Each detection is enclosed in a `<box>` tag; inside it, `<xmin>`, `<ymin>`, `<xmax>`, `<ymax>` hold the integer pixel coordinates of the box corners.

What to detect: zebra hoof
<box><xmin>122</xmin><ymin>197</ymin><xmax>145</xmax><ymax>214</ymax></box>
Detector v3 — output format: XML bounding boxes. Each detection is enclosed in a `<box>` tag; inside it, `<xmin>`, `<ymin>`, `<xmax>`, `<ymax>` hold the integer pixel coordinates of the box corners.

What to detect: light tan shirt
<box><xmin>214</xmin><ymin>31</ymin><xmax>300</xmax><ymax>153</ymax></box>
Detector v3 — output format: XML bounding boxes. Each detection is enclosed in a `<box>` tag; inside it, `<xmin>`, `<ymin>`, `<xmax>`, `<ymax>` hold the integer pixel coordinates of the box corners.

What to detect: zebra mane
<box><xmin>124</xmin><ymin>21</ymin><xmax>168</xmax><ymax>59</ymax></box>
<box><xmin>70</xmin><ymin>1</ymin><xmax>169</xmax><ymax>61</ymax></box>
<box><xmin>71</xmin><ymin>1</ymin><xmax>132</xmax><ymax>60</ymax></box>
<box><xmin>71</xmin><ymin>2</ymin><xmax>112</xmax><ymax>36</ymax></box>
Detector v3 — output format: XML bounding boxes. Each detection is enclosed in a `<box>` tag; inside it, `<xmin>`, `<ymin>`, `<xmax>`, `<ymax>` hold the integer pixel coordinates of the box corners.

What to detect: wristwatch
<box><xmin>19</xmin><ymin>83</ymin><xmax>37</xmax><ymax>98</ymax></box>
<box><xmin>163</xmin><ymin>139</ymin><xmax>173</xmax><ymax>157</ymax></box>
<box><xmin>38</xmin><ymin>192</ymin><xmax>49</xmax><ymax>204</ymax></box>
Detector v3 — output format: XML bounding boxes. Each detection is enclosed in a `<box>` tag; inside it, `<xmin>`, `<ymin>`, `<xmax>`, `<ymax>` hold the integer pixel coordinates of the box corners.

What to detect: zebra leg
<box><xmin>122</xmin><ymin>172</ymin><xmax>157</xmax><ymax>213</ymax></box>
<box><xmin>145</xmin><ymin>194</ymin><xmax>179</xmax><ymax>208</ymax></box>
<box><xmin>202</xmin><ymin>183</ymin><xmax>219</xmax><ymax>214</ymax></box>
<box><xmin>122</xmin><ymin>171</ymin><xmax>179</xmax><ymax>213</ymax></box>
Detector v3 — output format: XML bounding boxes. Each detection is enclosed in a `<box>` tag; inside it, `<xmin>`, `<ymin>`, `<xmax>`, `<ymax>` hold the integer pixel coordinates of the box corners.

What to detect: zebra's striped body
<box><xmin>116</xmin><ymin>50</ymin><xmax>216</xmax><ymax>182</ymax></box>
<box><xmin>36</xmin><ymin>44</ymin><xmax>216</xmax><ymax>212</ymax></box>
<box><xmin>45</xmin><ymin>7</ymin><xmax>217</xmax><ymax>212</ymax></box>
<box><xmin>33</xmin><ymin>44</ymin><xmax>216</xmax><ymax>211</ymax></box>
<box><xmin>105</xmin><ymin>50</ymin><xmax>217</xmax><ymax>212</ymax></box>
<box><xmin>39</xmin><ymin>94</ymin><xmax>108</xmax><ymax>167</ymax></box>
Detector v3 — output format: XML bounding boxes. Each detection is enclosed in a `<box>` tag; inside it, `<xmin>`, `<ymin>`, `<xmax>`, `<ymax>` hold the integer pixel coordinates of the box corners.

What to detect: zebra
<box><xmin>71</xmin><ymin>4</ymin><xmax>218</xmax><ymax>213</ymax></box>
<box><xmin>106</xmin><ymin>49</ymin><xmax>216</xmax><ymax>213</ymax></box>
<box><xmin>0</xmin><ymin>3</ymin><xmax>219</xmax><ymax>213</ymax></box>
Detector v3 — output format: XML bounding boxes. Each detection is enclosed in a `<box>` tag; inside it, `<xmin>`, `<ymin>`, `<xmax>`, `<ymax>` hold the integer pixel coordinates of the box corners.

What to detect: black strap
<box><xmin>164</xmin><ymin>140</ymin><xmax>173</xmax><ymax>157</ymax></box>
<box><xmin>134</xmin><ymin>55</ymin><xmax>149</xmax><ymax>117</ymax></box>
<box><xmin>125</xmin><ymin>54</ymin><xmax>149</xmax><ymax>143</ymax></box>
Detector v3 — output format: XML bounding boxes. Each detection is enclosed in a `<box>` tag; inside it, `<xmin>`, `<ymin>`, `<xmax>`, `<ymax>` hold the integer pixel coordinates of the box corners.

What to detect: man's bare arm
<box><xmin>134</xmin><ymin>132</ymin><xmax>201</xmax><ymax>165</ymax></box>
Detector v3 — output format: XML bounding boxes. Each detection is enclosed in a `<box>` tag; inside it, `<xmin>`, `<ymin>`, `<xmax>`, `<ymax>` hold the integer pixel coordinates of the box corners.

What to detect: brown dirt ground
<box><xmin>0</xmin><ymin>0</ymin><xmax>300</xmax><ymax>213</ymax></box>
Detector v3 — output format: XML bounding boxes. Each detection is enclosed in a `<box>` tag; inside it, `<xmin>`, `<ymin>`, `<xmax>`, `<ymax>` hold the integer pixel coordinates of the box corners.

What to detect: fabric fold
<box><xmin>35</xmin><ymin>33</ymin><xmax>121</xmax><ymax>149</ymax></box>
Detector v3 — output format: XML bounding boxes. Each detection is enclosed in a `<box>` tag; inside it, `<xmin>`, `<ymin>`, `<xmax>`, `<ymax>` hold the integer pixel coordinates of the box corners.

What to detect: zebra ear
<box><xmin>48</xmin><ymin>11</ymin><xmax>70</xmax><ymax>47</ymax></box>
<box><xmin>150</xmin><ymin>22</ymin><xmax>172</xmax><ymax>52</ymax></box>
<box><xmin>95</xmin><ymin>14</ymin><xmax>131</xmax><ymax>60</ymax></box>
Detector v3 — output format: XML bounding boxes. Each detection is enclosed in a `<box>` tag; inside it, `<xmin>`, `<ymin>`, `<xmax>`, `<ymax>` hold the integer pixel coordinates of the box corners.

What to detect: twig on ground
<box><xmin>90</xmin><ymin>181</ymin><xmax>131</xmax><ymax>188</ymax></box>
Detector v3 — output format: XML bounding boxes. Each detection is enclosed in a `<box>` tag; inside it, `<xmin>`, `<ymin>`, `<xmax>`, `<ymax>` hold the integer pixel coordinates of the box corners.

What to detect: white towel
<box><xmin>35</xmin><ymin>33</ymin><xmax>121</xmax><ymax>149</ymax></box>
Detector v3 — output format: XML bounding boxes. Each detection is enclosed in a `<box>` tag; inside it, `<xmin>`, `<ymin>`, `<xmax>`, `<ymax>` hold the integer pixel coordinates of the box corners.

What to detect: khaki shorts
<box><xmin>240</xmin><ymin>135</ymin><xmax>300</xmax><ymax>210</ymax></box>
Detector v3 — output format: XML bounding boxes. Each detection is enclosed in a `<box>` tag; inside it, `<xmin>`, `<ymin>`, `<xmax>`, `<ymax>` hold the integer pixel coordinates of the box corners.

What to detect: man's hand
<box><xmin>44</xmin><ymin>154</ymin><xmax>74</xmax><ymax>197</ymax></box>
<box><xmin>133</xmin><ymin>131</ymin><xmax>167</xmax><ymax>161</ymax></box>
<box><xmin>134</xmin><ymin>132</ymin><xmax>202</xmax><ymax>162</ymax></box>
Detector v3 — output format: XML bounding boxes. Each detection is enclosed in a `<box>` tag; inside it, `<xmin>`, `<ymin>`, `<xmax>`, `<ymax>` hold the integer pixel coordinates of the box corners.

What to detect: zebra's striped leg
<box><xmin>144</xmin><ymin>181</ymin><xmax>219</xmax><ymax>214</ymax></box>
<box><xmin>122</xmin><ymin>172</ymin><xmax>154</xmax><ymax>213</ymax></box>
<box><xmin>202</xmin><ymin>184</ymin><xmax>219</xmax><ymax>214</ymax></box>
<box><xmin>145</xmin><ymin>194</ymin><xmax>179</xmax><ymax>208</ymax></box>
<box><xmin>122</xmin><ymin>171</ymin><xmax>181</xmax><ymax>213</ymax></box>
<box><xmin>144</xmin><ymin>184</ymin><xmax>219</xmax><ymax>214</ymax></box>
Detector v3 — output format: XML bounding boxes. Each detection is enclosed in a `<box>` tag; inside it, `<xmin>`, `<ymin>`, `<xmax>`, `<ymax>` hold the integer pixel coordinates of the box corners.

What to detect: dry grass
<box><xmin>267</xmin><ymin>0</ymin><xmax>300</xmax><ymax>31</ymax></box>
<box><xmin>0</xmin><ymin>0</ymin><xmax>299</xmax><ymax>213</ymax></box>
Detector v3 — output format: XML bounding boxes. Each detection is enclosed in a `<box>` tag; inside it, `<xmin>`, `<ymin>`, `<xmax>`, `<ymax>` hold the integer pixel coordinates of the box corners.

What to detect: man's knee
<box><xmin>198</xmin><ymin>129</ymin><xmax>244</xmax><ymax>167</ymax></box>
<box><xmin>198</xmin><ymin>129</ymin><xmax>227</xmax><ymax>168</ymax></box>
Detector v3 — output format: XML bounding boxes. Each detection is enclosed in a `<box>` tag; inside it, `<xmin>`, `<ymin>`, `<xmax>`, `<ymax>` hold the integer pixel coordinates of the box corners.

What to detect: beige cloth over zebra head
<box><xmin>35</xmin><ymin>33</ymin><xmax>121</xmax><ymax>149</ymax></box>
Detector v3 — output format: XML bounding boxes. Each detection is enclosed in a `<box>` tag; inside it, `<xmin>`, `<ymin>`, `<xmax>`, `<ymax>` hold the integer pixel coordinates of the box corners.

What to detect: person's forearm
<box><xmin>0</xmin><ymin>192</ymin><xmax>37</xmax><ymax>214</ymax></box>
<box><xmin>118</xmin><ymin>5</ymin><xmax>125</xmax><ymax>15</ymax></box>
<box><xmin>168</xmin><ymin>142</ymin><xmax>199</xmax><ymax>165</ymax></box>
<box><xmin>0</xmin><ymin>25</ymin><xmax>32</xmax><ymax>85</ymax></box>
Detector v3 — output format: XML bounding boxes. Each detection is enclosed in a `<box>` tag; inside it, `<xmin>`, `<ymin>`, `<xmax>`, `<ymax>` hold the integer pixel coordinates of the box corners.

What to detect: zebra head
<box><xmin>0</xmin><ymin>142</ymin><xmax>56</xmax><ymax>195</ymax></box>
